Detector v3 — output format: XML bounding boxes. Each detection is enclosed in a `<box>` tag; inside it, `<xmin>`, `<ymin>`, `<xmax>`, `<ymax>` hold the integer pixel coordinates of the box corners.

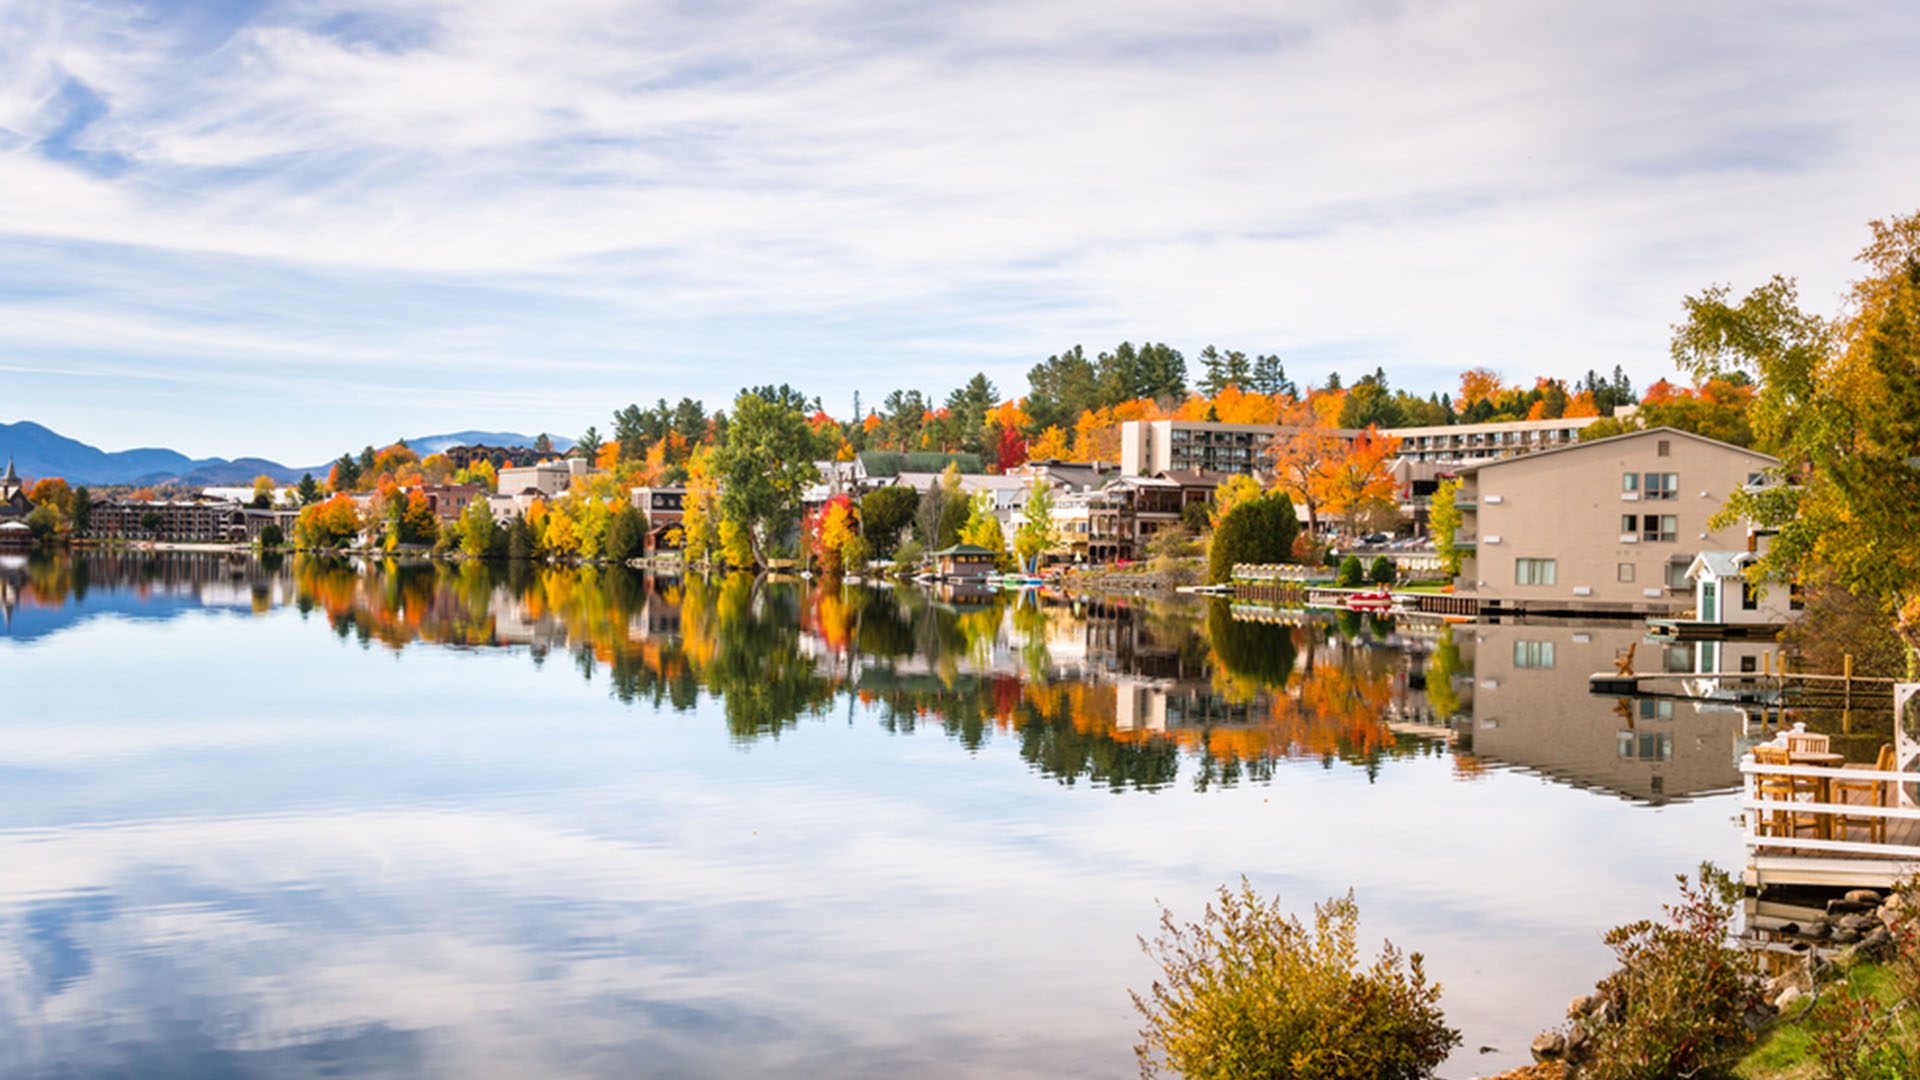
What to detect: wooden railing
<box><xmin>1740</xmin><ymin>758</ymin><xmax>1920</xmax><ymax>860</ymax></box>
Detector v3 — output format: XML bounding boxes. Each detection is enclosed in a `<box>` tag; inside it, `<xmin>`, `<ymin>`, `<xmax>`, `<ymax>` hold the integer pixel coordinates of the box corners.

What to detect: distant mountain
<box><xmin>0</xmin><ymin>421</ymin><xmax>305</xmax><ymax>487</ymax></box>
<box><xmin>403</xmin><ymin>431</ymin><xmax>575</xmax><ymax>455</ymax></box>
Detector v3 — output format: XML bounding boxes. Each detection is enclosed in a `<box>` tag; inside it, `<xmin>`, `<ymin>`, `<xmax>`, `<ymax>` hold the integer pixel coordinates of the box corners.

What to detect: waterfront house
<box><xmin>1453</xmin><ymin>427</ymin><xmax>1777</xmax><ymax>614</ymax></box>
<box><xmin>85</xmin><ymin>498</ymin><xmax>248</xmax><ymax>543</ymax></box>
<box><xmin>1685</xmin><ymin>550</ymin><xmax>1799</xmax><ymax>627</ymax></box>
<box><xmin>929</xmin><ymin>544</ymin><xmax>999</xmax><ymax>580</ymax></box>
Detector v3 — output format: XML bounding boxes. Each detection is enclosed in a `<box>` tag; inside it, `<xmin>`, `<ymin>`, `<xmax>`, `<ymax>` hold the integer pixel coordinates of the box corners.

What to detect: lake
<box><xmin>0</xmin><ymin>552</ymin><xmax>1753</xmax><ymax>1077</ymax></box>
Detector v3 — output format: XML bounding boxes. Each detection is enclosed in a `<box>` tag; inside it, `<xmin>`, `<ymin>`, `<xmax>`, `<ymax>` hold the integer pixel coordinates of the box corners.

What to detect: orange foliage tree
<box><xmin>1309</xmin><ymin>427</ymin><xmax>1402</xmax><ymax>536</ymax></box>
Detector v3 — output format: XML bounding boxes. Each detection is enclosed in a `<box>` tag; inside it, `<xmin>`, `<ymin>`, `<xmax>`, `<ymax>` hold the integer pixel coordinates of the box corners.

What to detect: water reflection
<box><xmin>1</xmin><ymin>553</ymin><xmax>1775</xmax><ymax>1076</ymax></box>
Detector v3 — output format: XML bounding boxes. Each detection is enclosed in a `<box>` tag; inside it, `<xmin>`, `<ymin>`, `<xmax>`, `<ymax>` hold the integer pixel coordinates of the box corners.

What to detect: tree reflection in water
<box><xmin>4</xmin><ymin>552</ymin><xmax>1451</xmax><ymax>791</ymax></box>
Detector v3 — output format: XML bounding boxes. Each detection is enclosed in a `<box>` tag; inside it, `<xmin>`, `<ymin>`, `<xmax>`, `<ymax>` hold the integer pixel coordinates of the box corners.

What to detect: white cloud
<box><xmin>0</xmin><ymin>0</ymin><xmax>1916</xmax><ymax>458</ymax></box>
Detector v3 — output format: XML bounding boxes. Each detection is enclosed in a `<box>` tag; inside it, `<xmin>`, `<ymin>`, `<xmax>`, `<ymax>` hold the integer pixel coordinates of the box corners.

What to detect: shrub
<box><xmin>891</xmin><ymin>537</ymin><xmax>924</xmax><ymax>577</ymax></box>
<box><xmin>1337</xmin><ymin>555</ymin><xmax>1363</xmax><ymax>587</ymax></box>
<box><xmin>1581</xmin><ymin>864</ymin><xmax>1765</xmax><ymax>1080</ymax></box>
<box><xmin>257</xmin><ymin>523</ymin><xmax>284</xmax><ymax>549</ymax></box>
<box><xmin>1206</xmin><ymin>494</ymin><xmax>1299</xmax><ymax>584</ymax></box>
<box><xmin>1369</xmin><ymin>556</ymin><xmax>1394</xmax><ymax>585</ymax></box>
<box><xmin>1133</xmin><ymin>879</ymin><xmax>1459</xmax><ymax>1079</ymax></box>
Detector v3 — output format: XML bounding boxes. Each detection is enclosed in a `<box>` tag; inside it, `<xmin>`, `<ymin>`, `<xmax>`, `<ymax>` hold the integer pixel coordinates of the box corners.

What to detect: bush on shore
<box><xmin>1132</xmin><ymin>879</ymin><xmax>1459</xmax><ymax>1079</ymax></box>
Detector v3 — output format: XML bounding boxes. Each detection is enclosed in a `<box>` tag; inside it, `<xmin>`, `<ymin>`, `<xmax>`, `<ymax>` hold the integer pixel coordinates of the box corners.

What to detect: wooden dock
<box><xmin>1742</xmin><ymin>757</ymin><xmax>1920</xmax><ymax>890</ymax></box>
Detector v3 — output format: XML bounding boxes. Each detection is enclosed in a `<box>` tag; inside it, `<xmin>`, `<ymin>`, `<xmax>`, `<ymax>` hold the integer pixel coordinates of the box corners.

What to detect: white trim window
<box><xmin>1515</xmin><ymin>558</ymin><xmax>1557</xmax><ymax>586</ymax></box>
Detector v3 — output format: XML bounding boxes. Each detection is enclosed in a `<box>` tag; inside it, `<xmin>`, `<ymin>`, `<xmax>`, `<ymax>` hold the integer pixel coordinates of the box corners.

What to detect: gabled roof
<box><xmin>1686</xmin><ymin>550</ymin><xmax>1748</xmax><ymax>580</ymax></box>
<box><xmin>1459</xmin><ymin>426</ymin><xmax>1778</xmax><ymax>473</ymax></box>
<box><xmin>929</xmin><ymin>544</ymin><xmax>999</xmax><ymax>557</ymax></box>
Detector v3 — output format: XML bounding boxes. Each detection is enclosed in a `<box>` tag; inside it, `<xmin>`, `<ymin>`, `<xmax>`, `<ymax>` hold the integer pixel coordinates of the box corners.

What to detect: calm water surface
<box><xmin>0</xmin><ymin>552</ymin><xmax>1752</xmax><ymax>1077</ymax></box>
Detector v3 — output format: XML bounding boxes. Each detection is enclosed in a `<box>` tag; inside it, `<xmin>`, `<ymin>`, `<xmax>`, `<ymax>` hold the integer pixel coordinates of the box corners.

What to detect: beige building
<box><xmin>1393</xmin><ymin>414</ymin><xmax>1617</xmax><ymax>464</ymax></box>
<box><xmin>1119</xmin><ymin>420</ymin><xmax>1350</xmax><ymax>478</ymax></box>
<box><xmin>497</xmin><ymin>458</ymin><xmax>595</xmax><ymax>497</ymax></box>
<box><xmin>1455</xmin><ymin>427</ymin><xmax>1777</xmax><ymax>613</ymax></box>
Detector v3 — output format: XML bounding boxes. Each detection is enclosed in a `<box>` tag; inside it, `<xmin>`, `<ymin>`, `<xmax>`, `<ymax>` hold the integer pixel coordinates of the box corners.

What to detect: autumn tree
<box><xmin>1673</xmin><ymin>211</ymin><xmax>1920</xmax><ymax>665</ymax></box>
<box><xmin>860</xmin><ymin>486</ymin><xmax>918</xmax><ymax>556</ymax></box>
<box><xmin>1267</xmin><ymin>403</ymin><xmax>1347</xmax><ymax>536</ymax></box>
<box><xmin>1312</xmin><ymin>427</ymin><xmax>1403</xmax><ymax>537</ymax></box>
<box><xmin>1210</xmin><ymin>474</ymin><xmax>1265</xmax><ymax>530</ymax></box>
<box><xmin>296</xmin><ymin>494</ymin><xmax>362</xmax><ymax>549</ymax></box>
<box><xmin>959</xmin><ymin>488</ymin><xmax>1009</xmax><ymax>567</ymax></box>
<box><xmin>250</xmin><ymin>474</ymin><xmax>276</xmax><ymax>507</ymax></box>
<box><xmin>458</xmin><ymin>497</ymin><xmax>497</xmax><ymax>558</ymax></box>
<box><xmin>1207</xmin><ymin>493</ymin><xmax>1300</xmax><ymax>584</ymax></box>
<box><xmin>680</xmin><ymin>446</ymin><xmax>722</xmax><ymax>566</ymax></box>
<box><xmin>1013</xmin><ymin>479</ymin><xmax>1058</xmax><ymax>572</ymax></box>
<box><xmin>713</xmin><ymin>392</ymin><xmax>819</xmax><ymax>568</ymax></box>
<box><xmin>28</xmin><ymin>477</ymin><xmax>72</xmax><ymax>516</ymax></box>
<box><xmin>1429</xmin><ymin>478</ymin><xmax>1464</xmax><ymax>576</ymax></box>
<box><xmin>809</xmin><ymin>494</ymin><xmax>860</xmax><ymax>576</ymax></box>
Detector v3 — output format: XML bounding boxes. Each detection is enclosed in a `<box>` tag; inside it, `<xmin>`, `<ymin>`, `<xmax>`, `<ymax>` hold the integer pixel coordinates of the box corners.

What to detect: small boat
<box><xmin>1344</xmin><ymin>589</ymin><xmax>1394</xmax><ymax>611</ymax></box>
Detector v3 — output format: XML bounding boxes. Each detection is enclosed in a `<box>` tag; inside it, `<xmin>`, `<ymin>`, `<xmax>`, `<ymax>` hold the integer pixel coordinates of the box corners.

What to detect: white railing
<box><xmin>1740</xmin><ymin>758</ymin><xmax>1920</xmax><ymax>860</ymax></box>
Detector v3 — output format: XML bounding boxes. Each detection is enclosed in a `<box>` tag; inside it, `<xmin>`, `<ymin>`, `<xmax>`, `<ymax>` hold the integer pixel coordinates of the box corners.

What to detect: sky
<box><xmin>1</xmin><ymin>0</ymin><xmax>1918</xmax><ymax>464</ymax></box>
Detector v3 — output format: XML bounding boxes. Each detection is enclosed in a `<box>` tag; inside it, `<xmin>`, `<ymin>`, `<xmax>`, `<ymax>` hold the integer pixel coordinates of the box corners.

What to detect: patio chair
<box><xmin>1752</xmin><ymin>745</ymin><xmax>1821</xmax><ymax>839</ymax></box>
<box><xmin>1833</xmin><ymin>743</ymin><xmax>1897</xmax><ymax>845</ymax></box>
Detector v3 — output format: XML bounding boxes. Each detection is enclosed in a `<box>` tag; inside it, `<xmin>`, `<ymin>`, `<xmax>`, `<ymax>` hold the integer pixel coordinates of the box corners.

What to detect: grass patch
<box><xmin>1736</xmin><ymin>963</ymin><xmax>1906</xmax><ymax>1078</ymax></box>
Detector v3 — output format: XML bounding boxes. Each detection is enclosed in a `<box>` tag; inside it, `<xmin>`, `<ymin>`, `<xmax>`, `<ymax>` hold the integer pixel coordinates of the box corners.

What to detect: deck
<box><xmin>1742</xmin><ymin>757</ymin><xmax>1920</xmax><ymax>889</ymax></box>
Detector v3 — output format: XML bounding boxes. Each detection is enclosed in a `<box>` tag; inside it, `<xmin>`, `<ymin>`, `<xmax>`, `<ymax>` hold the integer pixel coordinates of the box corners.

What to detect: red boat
<box><xmin>1344</xmin><ymin>589</ymin><xmax>1394</xmax><ymax>611</ymax></box>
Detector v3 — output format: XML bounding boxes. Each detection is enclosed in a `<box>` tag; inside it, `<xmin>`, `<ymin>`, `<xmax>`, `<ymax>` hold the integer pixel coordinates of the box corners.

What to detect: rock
<box><xmin>1828</xmin><ymin>898</ymin><xmax>1873</xmax><ymax>916</ymax></box>
<box><xmin>1860</xmin><ymin>926</ymin><xmax>1894</xmax><ymax>959</ymax></box>
<box><xmin>1566</xmin><ymin>992</ymin><xmax>1602</xmax><ymax>1019</ymax></box>
<box><xmin>1565</xmin><ymin>1022</ymin><xmax>1591</xmax><ymax>1061</ymax></box>
<box><xmin>1844</xmin><ymin>888</ymin><xmax>1883</xmax><ymax>906</ymax></box>
<box><xmin>1531</xmin><ymin>1030</ymin><xmax>1567</xmax><ymax>1061</ymax></box>
<box><xmin>1832</xmin><ymin>927</ymin><xmax>1862</xmax><ymax>945</ymax></box>
<box><xmin>1838</xmin><ymin>912</ymin><xmax>1879</xmax><ymax>933</ymax></box>
<box><xmin>1803</xmin><ymin>919</ymin><xmax>1830</xmax><ymax>939</ymax></box>
<box><xmin>1775</xmin><ymin>985</ymin><xmax>1805</xmax><ymax>1011</ymax></box>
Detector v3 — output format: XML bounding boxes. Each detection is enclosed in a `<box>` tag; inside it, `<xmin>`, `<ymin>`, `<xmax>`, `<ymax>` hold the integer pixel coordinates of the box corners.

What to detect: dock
<box><xmin>1741</xmin><ymin>757</ymin><xmax>1920</xmax><ymax>890</ymax></box>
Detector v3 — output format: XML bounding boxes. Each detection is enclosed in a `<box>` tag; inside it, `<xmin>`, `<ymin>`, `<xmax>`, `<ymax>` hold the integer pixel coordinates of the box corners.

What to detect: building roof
<box><xmin>1154</xmin><ymin>470</ymin><xmax>1232</xmax><ymax>489</ymax></box>
<box><xmin>858</xmin><ymin>450</ymin><xmax>984</xmax><ymax>478</ymax></box>
<box><xmin>1686</xmin><ymin>550</ymin><xmax>1758</xmax><ymax>581</ymax></box>
<box><xmin>1457</xmin><ymin>426</ymin><xmax>1779</xmax><ymax>473</ymax></box>
<box><xmin>929</xmin><ymin>544</ymin><xmax>999</xmax><ymax>557</ymax></box>
<box><xmin>2</xmin><ymin>458</ymin><xmax>16</xmax><ymax>485</ymax></box>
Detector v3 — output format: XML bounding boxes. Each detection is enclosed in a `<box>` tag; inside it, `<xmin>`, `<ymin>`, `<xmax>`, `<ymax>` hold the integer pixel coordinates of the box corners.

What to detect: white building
<box><xmin>497</xmin><ymin>458</ymin><xmax>594</xmax><ymax>497</ymax></box>
<box><xmin>1685</xmin><ymin>550</ymin><xmax>1798</xmax><ymax>626</ymax></box>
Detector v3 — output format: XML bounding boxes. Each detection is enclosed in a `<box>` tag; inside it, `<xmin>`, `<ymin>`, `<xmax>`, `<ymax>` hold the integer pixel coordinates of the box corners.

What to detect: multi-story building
<box><xmin>1119</xmin><ymin>420</ymin><xmax>1350</xmax><ymax>478</ymax></box>
<box><xmin>497</xmin><ymin>459</ymin><xmax>595</xmax><ymax>497</ymax></box>
<box><xmin>86</xmin><ymin>499</ymin><xmax>248</xmax><ymax>542</ymax></box>
<box><xmin>442</xmin><ymin>444</ymin><xmax>546</xmax><ymax>471</ymax></box>
<box><xmin>628</xmin><ymin>486</ymin><xmax>688</xmax><ymax>552</ymax></box>
<box><xmin>418</xmin><ymin>483</ymin><xmax>483</xmax><ymax>521</ymax></box>
<box><xmin>1453</xmin><ymin>427</ymin><xmax>1777</xmax><ymax>613</ymax></box>
<box><xmin>1392</xmin><ymin>415</ymin><xmax>1615</xmax><ymax>464</ymax></box>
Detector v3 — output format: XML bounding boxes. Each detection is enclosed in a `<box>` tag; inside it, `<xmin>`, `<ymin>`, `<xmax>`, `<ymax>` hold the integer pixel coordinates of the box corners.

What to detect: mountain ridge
<box><xmin>0</xmin><ymin>421</ymin><xmax>572</xmax><ymax>487</ymax></box>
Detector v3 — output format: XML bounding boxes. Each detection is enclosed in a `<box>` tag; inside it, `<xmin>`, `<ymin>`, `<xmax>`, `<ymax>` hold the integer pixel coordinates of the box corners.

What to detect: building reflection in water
<box><xmin>4</xmin><ymin>551</ymin><xmax>1790</xmax><ymax>804</ymax></box>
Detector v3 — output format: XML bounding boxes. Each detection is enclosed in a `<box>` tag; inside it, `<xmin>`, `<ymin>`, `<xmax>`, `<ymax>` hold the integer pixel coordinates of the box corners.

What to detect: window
<box><xmin>1515</xmin><ymin>558</ymin><xmax>1557</xmax><ymax>586</ymax></box>
<box><xmin>1657</xmin><ymin>439</ymin><xmax>1671</xmax><ymax>457</ymax></box>
<box><xmin>1741</xmin><ymin>582</ymin><xmax>1758</xmax><ymax>611</ymax></box>
<box><xmin>1641</xmin><ymin>514</ymin><xmax>1677</xmax><ymax>542</ymax></box>
<box><xmin>1638</xmin><ymin>698</ymin><xmax>1675</xmax><ymax>721</ymax></box>
<box><xmin>1665</xmin><ymin>559</ymin><xmax>1692</xmax><ymax>589</ymax></box>
<box><xmin>1621</xmin><ymin>514</ymin><xmax>1638</xmax><ymax>535</ymax></box>
<box><xmin>1513</xmin><ymin>640</ymin><xmax>1556</xmax><ymax>669</ymax></box>
<box><xmin>1642</xmin><ymin>472</ymin><xmax>1678</xmax><ymax>500</ymax></box>
<box><xmin>1622</xmin><ymin>473</ymin><xmax>1639</xmax><ymax>493</ymax></box>
<box><xmin>1617</xmin><ymin>563</ymin><xmax>1636</xmax><ymax>583</ymax></box>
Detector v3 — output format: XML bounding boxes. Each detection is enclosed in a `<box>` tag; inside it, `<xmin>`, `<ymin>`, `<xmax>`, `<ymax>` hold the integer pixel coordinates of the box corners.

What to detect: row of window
<box><xmin>1623</xmin><ymin>472</ymin><xmax>1679</xmax><ymax>499</ymax></box>
<box><xmin>1624</xmin><ymin>514</ymin><xmax>1678</xmax><ymax>542</ymax></box>
<box><xmin>1517</xmin><ymin>557</ymin><xmax>1691</xmax><ymax>588</ymax></box>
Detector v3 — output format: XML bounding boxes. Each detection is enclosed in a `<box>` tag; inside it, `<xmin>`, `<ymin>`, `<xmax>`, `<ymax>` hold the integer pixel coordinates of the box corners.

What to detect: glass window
<box><xmin>1622</xmin><ymin>473</ymin><xmax>1639</xmax><ymax>492</ymax></box>
<box><xmin>1665</xmin><ymin>560</ymin><xmax>1691</xmax><ymax>589</ymax></box>
<box><xmin>1641</xmin><ymin>515</ymin><xmax>1677</xmax><ymax>542</ymax></box>
<box><xmin>1513</xmin><ymin>640</ymin><xmax>1556</xmax><ymax>668</ymax></box>
<box><xmin>1622</xmin><ymin>514</ymin><xmax>1637</xmax><ymax>534</ymax></box>
<box><xmin>1515</xmin><ymin>558</ymin><xmax>1557</xmax><ymax>586</ymax></box>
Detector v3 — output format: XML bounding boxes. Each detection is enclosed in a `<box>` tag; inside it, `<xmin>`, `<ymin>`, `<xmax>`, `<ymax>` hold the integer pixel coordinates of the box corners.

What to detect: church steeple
<box><xmin>1</xmin><ymin>458</ymin><xmax>15</xmax><ymax>485</ymax></box>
